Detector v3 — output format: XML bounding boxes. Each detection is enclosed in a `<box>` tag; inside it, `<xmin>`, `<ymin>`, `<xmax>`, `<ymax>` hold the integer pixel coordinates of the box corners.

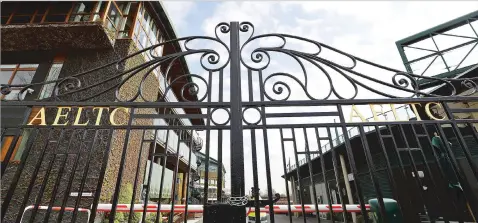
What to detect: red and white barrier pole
<box><xmin>21</xmin><ymin>205</ymin><xmax>91</xmax><ymax>222</ymax></box>
<box><xmin>21</xmin><ymin>204</ymin><xmax>371</xmax><ymax>222</ymax></box>
<box><xmin>95</xmin><ymin>204</ymin><xmax>370</xmax><ymax>213</ymax></box>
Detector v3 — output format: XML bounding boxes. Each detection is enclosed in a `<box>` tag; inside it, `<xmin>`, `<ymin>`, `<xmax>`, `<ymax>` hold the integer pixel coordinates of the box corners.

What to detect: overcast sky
<box><xmin>162</xmin><ymin>1</ymin><xmax>478</xmax><ymax>195</ymax></box>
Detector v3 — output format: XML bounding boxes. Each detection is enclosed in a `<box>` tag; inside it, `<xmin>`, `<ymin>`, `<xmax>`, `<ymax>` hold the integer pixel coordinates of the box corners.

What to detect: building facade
<box><xmin>195</xmin><ymin>152</ymin><xmax>227</xmax><ymax>203</ymax></box>
<box><xmin>284</xmin><ymin>11</ymin><xmax>478</xmax><ymax>222</ymax></box>
<box><xmin>1</xmin><ymin>1</ymin><xmax>202</xmax><ymax>222</ymax></box>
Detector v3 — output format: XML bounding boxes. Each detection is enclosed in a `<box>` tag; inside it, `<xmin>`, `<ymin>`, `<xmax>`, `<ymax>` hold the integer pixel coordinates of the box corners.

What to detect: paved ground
<box><xmin>273</xmin><ymin>215</ymin><xmax>335</xmax><ymax>223</ymax></box>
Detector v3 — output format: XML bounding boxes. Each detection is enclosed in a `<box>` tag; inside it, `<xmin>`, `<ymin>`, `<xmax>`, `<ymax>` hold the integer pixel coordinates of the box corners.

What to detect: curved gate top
<box><xmin>1</xmin><ymin>22</ymin><xmax>478</xmax><ymax>223</ymax></box>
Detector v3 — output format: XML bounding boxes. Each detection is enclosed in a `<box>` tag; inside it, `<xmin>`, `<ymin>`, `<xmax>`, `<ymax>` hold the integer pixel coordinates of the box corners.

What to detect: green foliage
<box><xmin>356</xmin><ymin>213</ymin><xmax>378</xmax><ymax>223</ymax></box>
<box><xmin>144</xmin><ymin>212</ymin><xmax>163</xmax><ymax>223</ymax></box>
<box><xmin>334</xmin><ymin>213</ymin><xmax>346</xmax><ymax>222</ymax></box>
<box><xmin>103</xmin><ymin>183</ymin><xmax>145</xmax><ymax>223</ymax></box>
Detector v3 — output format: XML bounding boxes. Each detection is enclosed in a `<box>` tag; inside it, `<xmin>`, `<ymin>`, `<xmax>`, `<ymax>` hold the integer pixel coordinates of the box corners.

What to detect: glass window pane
<box><xmin>13</xmin><ymin>130</ymin><xmax>32</xmax><ymax>161</ymax></box>
<box><xmin>142</xmin><ymin>10</ymin><xmax>150</xmax><ymax>26</ymax></box>
<box><xmin>11</xmin><ymin>70</ymin><xmax>35</xmax><ymax>85</ymax></box>
<box><xmin>150</xmin><ymin>22</ymin><xmax>158</xmax><ymax>37</ymax></box>
<box><xmin>33</xmin><ymin>15</ymin><xmax>43</xmax><ymax>23</ymax></box>
<box><xmin>143</xmin><ymin>21</ymin><xmax>151</xmax><ymax>36</ymax></box>
<box><xmin>149</xmin><ymin>19</ymin><xmax>154</xmax><ymax>33</ymax></box>
<box><xmin>15</xmin><ymin>3</ymin><xmax>38</xmax><ymax>15</ymax></box>
<box><xmin>1</xmin><ymin>70</ymin><xmax>13</xmax><ymax>84</ymax></box>
<box><xmin>139</xmin><ymin>28</ymin><xmax>147</xmax><ymax>49</ymax></box>
<box><xmin>1</xmin><ymin>2</ymin><xmax>16</xmax><ymax>16</ymax></box>
<box><xmin>150</xmin><ymin>34</ymin><xmax>157</xmax><ymax>46</ymax></box>
<box><xmin>136</xmin><ymin>8</ymin><xmax>142</xmax><ymax>20</ymax></box>
<box><xmin>106</xmin><ymin>18</ymin><xmax>116</xmax><ymax>31</ymax></box>
<box><xmin>153</xmin><ymin>47</ymin><xmax>161</xmax><ymax>57</ymax></box>
<box><xmin>19</xmin><ymin>64</ymin><xmax>39</xmax><ymax>69</ymax></box>
<box><xmin>1</xmin><ymin>17</ymin><xmax>9</xmax><ymax>25</ymax></box>
<box><xmin>1</xmin><ymin>64</ymin><xmax>17</xmax><ymax>69</ymax></box>
<box><xmin>3</xmin><ymin>89</ymin><xmax>28</xmax><ymax>100</ymax></box>
<box><xmin>49</xmin><ymin>2</ymin><xmax>72</xmax><ymax>14</ymax></box>
<box><xmin>107</xmin><ymin>5</ymin><xmax>122</xmax><ymax>29</ymax></box>
<box><xmin>155</xmin><ymin>32</ymin><xmax>162</xmax><ymax>44</ymax></box>
<box><xmin>72</xmin><ymin>2</ymin><xmax>95</xmax><ymax>14</ymax></box>
<box><xmin>117</xmin><ymin>31</ymin><xmax>129</xmax><ymax>39</ymax></box>
<box><xmin>9</xmin><ymin>16</ymin><xmax>32</xmax><ymax>24</ymax></box>
<box><xmin>115</xmin><ymin>2</ymin><xmax>131</xmax><ymax>15</ymax></box>
<box><xmin>134</xmin><ymin>19</ymin><xmax>140</xmax><ymax>36</ymax></box>
<box><xmin>95</xmin><ymin>1</ymin><xmax>107</xmax><ymax>14</ymax></box>
<box><xmin>36</xmin><ymin>3</ymin><xmax>49</xmax><ymax>14</ymax></box>
<box><xmin>44</xmin><ymin>14</ymin><xmax>67</xmax><ymax>23</ymax></box>
<box><xmin>92</xmin><ymin>1</ymin><xmax>107</xmax><ymax>22</ymax></box>
<box><xmin>69</xmin><ymin>14</ymin><xmax>90</xmax><ymax>22</ymax></box>
<box><xmin>1</xmin><ymin>136</ymin><xmax>15</xmax><ymax>161</ymax></box>
<box><xmin>117</xmin><ymin>15</ymin><xmax>127</xmax><ymax>31</ymax></box>
<box><xmin>39</xmin><ymin>63</ymin><xmax>63</xmax><ymax>99</ymax></box>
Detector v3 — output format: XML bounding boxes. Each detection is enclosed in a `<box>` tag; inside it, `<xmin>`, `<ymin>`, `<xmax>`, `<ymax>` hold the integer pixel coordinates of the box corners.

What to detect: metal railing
<box><xmin>153</xmin><ymin>118</ymin><xmax>198</xmax><ymax>171</ymax></box>
<box><xmin>288</xmin><ymin>105</ymin><xmax>412</xmax><ymax>172</ymax></box>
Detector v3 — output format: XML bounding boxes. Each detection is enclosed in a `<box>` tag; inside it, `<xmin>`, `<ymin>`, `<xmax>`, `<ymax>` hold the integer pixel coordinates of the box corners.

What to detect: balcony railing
<box><xmin>143</xmin><ymin>160</ymin><xmax>173</xmax><ymax>199</ymax></box>
<box><xmin>287</xmin><ymin>105</ymin><xmax>412</xmax><ymax>172</ymax></box>
<box><xmin>153</xmin><ymin>118</ymin><xmax>198</xmax><ymax>171</ymax></box>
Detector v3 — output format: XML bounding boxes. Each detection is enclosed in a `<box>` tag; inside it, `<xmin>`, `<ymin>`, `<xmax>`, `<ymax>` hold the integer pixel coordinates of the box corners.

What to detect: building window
<box><xmin>92</xmin><ymin>1</ymin><xmax>109</xmax><ymax>22</ymax></box>
<box><xmin>1</xmin><ymin>2</ymin><xmax>16</xmax><ymax>24</ymax></box>
<box><xmin>1</xmin><ymin>64</ymin><xmax>38</xmax><ymax>100</ymax></box>
<box><xmin>1</xmin><ymin>2</ymin><xmax>108</xmax><ymax>25</ymax></box>
<box><xmin>44</xmin><ymin>2</ymin><xmax>72</xmax><ymax>23</ymax></box>
<box><xmin>3</xmin><ymin>2</ymin><xmax>44</xmax><ymax>24</ymax></box>
<box><xmin>1</xmin><ymin>136</ymin><xmax>22</xmax><ymax>162</ymax></box>
<box><xmin>69</xmin><ymin>2</ymin><xmax>97</xmax><ymax>22</ymax></box>
<box><xmin>132</xmin><ymin>4</ymin><xmax>163</xmax><ymax>59</ymax></box>
<box><xmin>39</xmin><ymin>58</ymin><xmax>64</xmax><ymax>100</ymax></box>
<box><xmin>105</xmin><ymin>1</ymin><xmax>138</xmax><ymax>38</ymax></box>
<box><xmin>1</xmin><ymin>130</ymin><xmax>32</xmax><ymax>163</ymax></box>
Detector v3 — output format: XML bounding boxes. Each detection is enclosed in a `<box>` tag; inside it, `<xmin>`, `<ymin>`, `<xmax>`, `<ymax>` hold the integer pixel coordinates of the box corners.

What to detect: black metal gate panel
<box><xmin>1</xmin><ymin>22</ymin><xmax>478</xmax><ymax>223</ymax></box>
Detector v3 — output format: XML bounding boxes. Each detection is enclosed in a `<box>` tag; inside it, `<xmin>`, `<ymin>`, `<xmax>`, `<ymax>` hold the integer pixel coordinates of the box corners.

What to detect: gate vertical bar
<box><xmin>229</xmin><ymin>21</ymin><xmax>246</xmax><ymax>222</ymax></box>
<box><xmin>229</xmin><ymin>22</ymin><xmax>245</xmax><ymax>200</ymax></box>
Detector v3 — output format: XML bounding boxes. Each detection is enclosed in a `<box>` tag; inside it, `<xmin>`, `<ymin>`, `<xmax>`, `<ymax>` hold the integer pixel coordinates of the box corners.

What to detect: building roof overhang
<box><xmin>395</xmin><ymin>10</ymin><xmax>478</xmax><ymax>89</ymax></box>
<box><xmin>1</xmin><ymin>22</ymin><xmax>114</xmax><ymax>52</ymax></box>
<box><xmin>197</xmin><ymin>152</ymin><xmax>227</xmax><ymax>173</ymax></box>
<box><xmin>147</xmin><ymin>2</ymin><xmax>205</xmax><ymax>126</ymax></box>
<box><xmin>424</xmin><ymin>64</ymin><xmax>478</xmax><ymax>96</ymax></box>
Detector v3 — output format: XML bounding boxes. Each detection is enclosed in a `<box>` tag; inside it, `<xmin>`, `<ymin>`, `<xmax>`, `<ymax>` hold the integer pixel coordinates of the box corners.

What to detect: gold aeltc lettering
<box><xmin>27</xmin><ymin>107</ymin><xmax>47</xmax><ymax>126</ymax></box>
<box><xmin>93</xmin><ymin>107</ymin><xmax>110</xmax><ymax>126</ymax></box>
<box><xmin>52</xmin><ymin>107</ymin><xmax>71</xmax><ymax>126</ymax></box>
<box><xmin>369</xmin><ymin>104</ymin><xmax>386</xmax><ymax>121</ymax></box>
<box><xmin>349</xmin><ymin>105</ymin><xmax>367</xmax><ymax>122</ymax></box>
<box><xmin>425</xmin><ymin>102</ymin><xmax>445</xmax><ymax>120</ymax></box>
<box><xmin>73</xmin><ymin>107</ymin><xmax>89</xmax><ymax>126</ymax></box>
<box><xmin>408</xmin><ymin>103</ymin><xmax>422</xmax><ymax>121</ymax></box>
<box><xmin>390</xmin><ymin>104</ymin><xmax>404</xmax><ymax>121</ymax></box>
<box><xmin>110</xmin><ymin>107</ymin><xmax>130</xmax><ymax>126</ymax></box>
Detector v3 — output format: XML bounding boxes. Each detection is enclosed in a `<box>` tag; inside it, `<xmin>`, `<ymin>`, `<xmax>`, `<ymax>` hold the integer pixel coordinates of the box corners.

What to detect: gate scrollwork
<box><xmin>1</xmin><ymin>22</ymin><xmax>477</xmax><ymax>103</ymax></box>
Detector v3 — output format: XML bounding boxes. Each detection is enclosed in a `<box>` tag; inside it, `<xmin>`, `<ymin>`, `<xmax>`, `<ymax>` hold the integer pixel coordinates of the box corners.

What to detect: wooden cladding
<box><xmin>0</xmin><ymin>136</ymin><xmax>23</xmax><ymax>162</ymax></box>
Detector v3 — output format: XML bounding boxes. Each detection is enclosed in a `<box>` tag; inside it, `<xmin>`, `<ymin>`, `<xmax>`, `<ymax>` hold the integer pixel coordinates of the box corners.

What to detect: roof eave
<box><xmin>147</xmin><ymin>1</ymin><xmax>205</xmax><ymax>125</ymax></box>
<box><xmin>396</xmin><ymin>10</ymin><xmax>478</xmax><ymax>46</ymax></box>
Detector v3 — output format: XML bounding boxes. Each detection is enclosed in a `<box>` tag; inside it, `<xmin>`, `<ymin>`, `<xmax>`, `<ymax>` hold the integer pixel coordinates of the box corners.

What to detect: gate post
<box><xmin>229</xmin><ymin>21</ymin><xmax>246</xmax><ymax>222</ymax></box>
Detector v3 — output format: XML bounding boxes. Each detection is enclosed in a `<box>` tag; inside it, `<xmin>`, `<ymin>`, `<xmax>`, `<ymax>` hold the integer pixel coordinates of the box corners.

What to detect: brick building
<box><xmin>1</xmin><ymin>1</ymin><xmax>203</xmax><ymax>222</ymax></box>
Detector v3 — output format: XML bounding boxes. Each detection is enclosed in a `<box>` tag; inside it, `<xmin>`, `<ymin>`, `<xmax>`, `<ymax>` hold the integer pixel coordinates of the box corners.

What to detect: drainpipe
<box><xmin>335</xmin><ymin>120</ymin><xmax>357</xmax><ymax>223</ymax></box>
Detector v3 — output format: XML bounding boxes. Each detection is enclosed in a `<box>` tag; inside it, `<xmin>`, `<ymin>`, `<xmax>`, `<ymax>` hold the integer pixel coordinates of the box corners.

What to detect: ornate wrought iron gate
<box><xmin>1</xmin><ymin>22</ymin><xmax>478</xmax><ymax>223</ymax></box>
